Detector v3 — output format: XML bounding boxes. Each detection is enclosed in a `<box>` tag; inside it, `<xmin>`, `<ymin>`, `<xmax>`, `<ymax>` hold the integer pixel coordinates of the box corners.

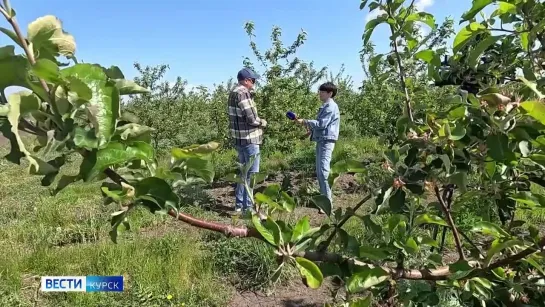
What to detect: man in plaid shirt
<box><xmin>228</xmin><ymin>67</ymin><xmax>267</xmax><ymax>212</ymax></box>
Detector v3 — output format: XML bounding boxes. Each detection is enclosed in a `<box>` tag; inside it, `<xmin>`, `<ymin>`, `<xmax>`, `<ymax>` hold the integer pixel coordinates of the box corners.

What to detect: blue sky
<box><xmin>1</xmin><ymin>0</ymin><xmax>480</xmax><ymax>89</ymax></box>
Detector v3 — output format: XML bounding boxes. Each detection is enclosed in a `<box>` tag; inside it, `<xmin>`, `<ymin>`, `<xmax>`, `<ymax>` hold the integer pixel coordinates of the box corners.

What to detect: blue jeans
<box><xmin>235</xmin><ymin>144</ymin><xmax>260</xmax><ymax>210</ymax></box>
<box><xmin>316</xmin><ymin>141</ymin><xmax>335</xmax><ymax>202</ymax></box>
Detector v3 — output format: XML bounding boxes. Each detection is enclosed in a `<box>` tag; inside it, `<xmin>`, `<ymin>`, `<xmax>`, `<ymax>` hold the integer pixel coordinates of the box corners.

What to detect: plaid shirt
<box><xmin>227</xmin><ymin>85</ymin><xmax>265</xmax><ymax>146</ymax></box>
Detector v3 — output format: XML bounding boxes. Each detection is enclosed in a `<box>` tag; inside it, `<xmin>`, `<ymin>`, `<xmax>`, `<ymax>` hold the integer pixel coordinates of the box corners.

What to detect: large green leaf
<box><xmin>113</xmin><ymin>79</ymin><xmax>151</xmax><ymax>95</ymax></box>
<box><xmin>521</xmin><ymin>101</ymin><xmax>545</xmax><ymax>124</ymax></box>
<box><xmin>0</xmin><ymin>27</ymin><xmax>23</xmax><ymax>48</ymax></box>
<box><xmin>486</xmin><ymin>133</ymin><xmax>515</xmax><ymax>163</ymax></box>
<box><xmin>61</xmin><ymin>64</ymin><xmax>119</xmax><ymax>146</ymax></box>
<box><xmin>291</xmin><ymin>216</ymin><xmax>310</xmax><ymax>242</ymax></box>
<box><xmin>414</xmin><ymin>214</ymin><xmax>448</xmax><ymax>227</ymax></box>
<box><xmin>406</xmin><ymin>12</ymin><xmax>436</xmax><ymax>29</ymax></box>
<box><xmin>251</xmin><ymin>215</ymin><xmax>281</xmax><ymax>246</ymax></box>
<box><xmin>461</xmin><ymin>0</ymin><xmax>493</xmax><ymax>21</ymax></box>
<box><xmin>134</xmin><ymin>177</ymin><xmax>180</xmax><ymax>213</ymax></box>
<box><xmin>453</xmin><ymin>22</ymin><xmax>486</xmax><ymax>53</ymax></box>
<box><xmin>509</xmin><ymin>191</ymin><xmax>545</xmax><ymax>208</ymax></box>
<box><xmin>311</xmin><ymin>195</ymin><xmax>332</xmax><ymax>216</ymax></box>
<box><xmin>347</xmin><ymin>266</ymin><xmax>389</xmax><ymax>293</ymax></box>
<box><xmin>80</xmin><ymin>142</ymin><xmax>141</xmax><ymax>181</ymax></box>
<box><xmin>471</xmin><ymin>221</ymin><xmax>510</xmax><ymax>238</ymax></box>
<box><xmin>467</xmin><ymin>35</ymin><xmax>503</xmax><ymax>68</ymax></box>
<box><xmin>295</xmin><ymin>257</ymin><xmax>323</xmax><ymax>289</ymax></box>
<box><xmin>359</xmin><ymin>245</ymin><xmax>389</xmax><ymax>261</ymax></box>
<box><xmin>185</xmin><ymin>157</ymin><xmax>215</xmax><ymax>183</ymax></box>
<box><xmin>5</xmin><ymin>91</ymin><xmax>57</xmax><ymax>175</ymax></box>
<box><xmin>363</xmin><ymin>15</ymin><xmax>387</xmax><ymax>45</ymax></box>
<box><xmin>32</xmin><ymin>58</ymin><xmax>61</xmax><ymax>83</ymax></box>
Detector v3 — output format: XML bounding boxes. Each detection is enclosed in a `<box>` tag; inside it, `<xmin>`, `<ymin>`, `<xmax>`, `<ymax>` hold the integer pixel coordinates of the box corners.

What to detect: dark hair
<box><xmin>318</xmin><ymin>82</ymin><xmax>337</xmax><ymax>98</ymax></box>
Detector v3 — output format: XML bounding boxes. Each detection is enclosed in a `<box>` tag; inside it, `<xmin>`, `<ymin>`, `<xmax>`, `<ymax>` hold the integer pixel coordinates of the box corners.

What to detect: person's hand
<box><xmin>260</xmin><ymin>119</ymin><xmax>267</xmax><ymax>127</ymax></box>
<box><xmin>295</xmin><ymin>118</ymin><xmax>305</xmax><ymax>125</ymax></box>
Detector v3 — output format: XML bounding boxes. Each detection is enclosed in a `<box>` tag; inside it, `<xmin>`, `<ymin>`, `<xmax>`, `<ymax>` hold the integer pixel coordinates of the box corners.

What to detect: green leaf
<box><xmin>32</xmin><ymin>58</ymin><xmax>61</xmax><ymax>83</ymax></box>
<box><xmin>349</xmin><ymin>295</ymin><xmax>372</xmax><ymax>307</ymax></box>
<box><xmin>363</xmin><ymin>15</ymin><xmax>387</xmax><ymax>44</ymax></box>
<box><xmin>484</xmin><ymin>239</ymin><xmax>524</xmax><ymax>266</ymax></box>
<box><xmin>113</xmin><ymin>79</ymin><xmax>151</xmax><ymax>95</ymax></box>
<box><xmin>311</xmin><ymin>195</ymin><xmax>331</xmax><ymax>216</ymax></box>
<box><xmin>471</xmin><ymin>221</ymin><xmax>510</xmax><ymax>238</ymax></box>
<box><xmin>134</xmin><ymin>177</ymin><xmax>180</xmax><ymax>213</ymax></box>
<box><xmin>185</xmin><ymin>157</ymin><xmax>215</xmax><ymax>183</ymax></box>
<box><xmin>414</xmin><ymin>50</ymin><xmax>438</xmax><ymax>65</ymax></box>
<box><xmin>453</xmin><ymin>22</ymin><xmax>486</xmax><ymax>53</ymax></box>
<box><xmin>347</xmin><ymin>266</ymin><xmax>389</xmax><ymax>293</ymax></box>
<box><xmin>404</xmin><ymin>237</ymin><xmax>419</xmax><ymax>254</ymax></box>
<box><xmin>406</xmin><ymin>12</ymin><xmax>436</xmax><ymax>29</ymax></box>
<box><xmin>61</xmin><ymin>64</ymin><xmax>119</xmax><ymax>146</ymax></box>
<box><xmin>126</xmin><ymin>141</ymin><xmax>154</xmax><ymax>161</ymax></box>
<box><xmin>73</xmin><ymin>127</ymin><xmax>99</xmax><ymax>149</ymax></box>
<box><xmin>360</xmin><ymin>215</ymin><xmax>382</xmax><ymax>235</ymax></box>
<box><xmin>461</xmin><ymin>0</ymin><xmax>493</xmax><ymax>21</ymax></box>
<box><xmin>295</xmin><ymin>257</ymin><xmax>323</xmax><ymax>289</ymax></box>
<box><xmin>487</xmin><ymin>133</ymin><xmax>515</xmax><ymax>163</ymax></box>
<box><xmin>521</xmin><ymin>101</ymin><xmax>545</xmax><ymax>124</ymax></box>
<box><xmin>448</xmin><ymin>171</ymin><xmax>468</xmax><ymax>193</ymax></box>
<box><xmin>509</xmin><ymin>191</ymin><xmax>545</xmax><ymax>207</ymax></box>
<box><xmin>415</xmin><ymin>214</ymin><xmax>448</xmax><ymax>227</ymax></box>
<box><xmin>419</xmin><ymin>236</ymin><xmax>439</xmax><ymax>248</ymax></box>
<box><xmin>359</xmin><ymin>245</ymin><xmax>389</xmax><ymax>261</ymax></box>
<box><xmin>497</xmin><ymin>1</ymin><xmax>516</xmax><ymax>14</ymax></box>
<box><xmin>519</xmin><ymin>78</ymin><xmax>545</xmax><ymax>99</ymax></box>
<box><xmin>449</xmin><ymin>122</ymin><xmax>466</xmax><ymax>141</ymax></box>
<box><xmin>109</xmin><ymin>210</ymin><xmax>127</xmax><ymax>244</ymax></box>
<box><xmin>252</xmin><ymin>215</ymin><xmax>281</xmax><ymax>246</ymax></box>
<box><xmin>467</xmin><ymin>35</ymin><xmax>502</xmax><ymax>68</ymax></box>
<box><xmin>359</xmin><ymin>0</ymin><xmax>369</xmax><ymax>10</ymax></box>
<box><xmin>292</xmin><ymin>216</ymin><xmax>310</xmax><ymax>242</ymax></box>
<box><xmin>280</xmin><ymin>191</ymin><xmax>296</xmax><ymax>212</ymax></box>
<box><xmin>0</xmin><ymin>27</ymin><xmax>23</xmax><ymax>48</ymax></box>
<box><xmin>80</xmin><ymin>142</ymin><xmax>139</xmax><ymax>181</ymax></box>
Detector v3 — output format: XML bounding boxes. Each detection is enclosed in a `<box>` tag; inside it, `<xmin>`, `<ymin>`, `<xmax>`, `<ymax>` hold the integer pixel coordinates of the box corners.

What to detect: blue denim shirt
<box><xmin>305</xmin><ymin>98</ymin><xmax>340</xmax><ymax>142</ymax></box>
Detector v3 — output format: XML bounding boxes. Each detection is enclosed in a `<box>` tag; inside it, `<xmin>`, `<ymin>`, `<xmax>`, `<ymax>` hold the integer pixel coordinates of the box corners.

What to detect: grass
<box><xmin>0</xmin><ymin>148</ymin><xmax>231</xmax><ymax>306</ymax></box>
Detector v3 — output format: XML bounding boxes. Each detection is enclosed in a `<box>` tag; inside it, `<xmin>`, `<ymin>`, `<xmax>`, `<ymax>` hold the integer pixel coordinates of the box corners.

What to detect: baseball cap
<box><xmin>237</xmin><ymin>67</ymin><xmax>260</xmax><ymax>81</ymax></box>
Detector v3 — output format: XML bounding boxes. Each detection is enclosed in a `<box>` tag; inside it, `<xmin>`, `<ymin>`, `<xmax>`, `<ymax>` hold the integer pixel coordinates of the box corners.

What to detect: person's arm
<box><xmin>238</xmin><ymin>91</ymin><xmax>266</xmax><ymax>127</ymax></box>
<box><xmin>304</xmin><ymin>106</ymin><xmax>333</xmax><ymax>130</ymax></box>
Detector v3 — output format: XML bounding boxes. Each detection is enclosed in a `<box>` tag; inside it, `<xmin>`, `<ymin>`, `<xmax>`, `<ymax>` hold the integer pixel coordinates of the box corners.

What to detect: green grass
<box><xmin>0</xmin><ymin>144</ymin><xmax>231</xmax><ymax>306</ymax></box>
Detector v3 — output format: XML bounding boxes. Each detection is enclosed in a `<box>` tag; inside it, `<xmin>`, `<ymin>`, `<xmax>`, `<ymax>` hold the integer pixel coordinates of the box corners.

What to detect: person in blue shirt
<box><xmin>295</xmin><ymin>82</ymin><xmax>340</xmax><ymax>213</ymax></box>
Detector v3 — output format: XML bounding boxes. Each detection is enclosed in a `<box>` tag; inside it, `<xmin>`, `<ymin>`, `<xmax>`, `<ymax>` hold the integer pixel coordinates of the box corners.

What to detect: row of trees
<box><xmin>1</xmin><ymin>0</ymin><xmax>545</xmax><ymax>306</ymax></box>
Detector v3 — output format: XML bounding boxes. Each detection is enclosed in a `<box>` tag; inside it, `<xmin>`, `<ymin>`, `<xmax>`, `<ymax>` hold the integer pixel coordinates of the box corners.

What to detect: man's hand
<box><xmin>260</xmin><ymin>119</ymin><xmax>267</xmax><ymax>127</ymax></box>
<box><xmin>295</xmin><ymin>118</ymin><xmax>305</xmax><ymax>125</ymax></box>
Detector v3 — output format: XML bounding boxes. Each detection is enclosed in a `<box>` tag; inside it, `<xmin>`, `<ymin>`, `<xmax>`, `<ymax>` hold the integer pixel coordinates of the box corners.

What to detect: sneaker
<box><xmin>235</xmin><ymin>207</ymin><xmax>242</xmax><ymax>213</ymax></box>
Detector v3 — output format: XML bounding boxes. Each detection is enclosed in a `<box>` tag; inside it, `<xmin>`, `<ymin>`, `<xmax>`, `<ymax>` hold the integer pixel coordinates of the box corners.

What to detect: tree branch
<box><xmin>434</xmin><ymin>185</ymin><xmax>465</xmax><ymax>261</ymax></box>
<box><xmin>317</xmin><ymin>193</ymin><xmax>372</xmax><ymax>252</ymax></box>
<box><xmin>386</xmin><ymin>7</ymin><xmax>414</xmax><ymax>123</ymax></box>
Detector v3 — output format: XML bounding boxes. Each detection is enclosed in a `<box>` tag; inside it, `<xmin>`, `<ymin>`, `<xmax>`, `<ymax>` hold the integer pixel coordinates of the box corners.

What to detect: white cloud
<box><xmin>415</xmin><ymin>0</ymin><xmax>434</xmax><ymax>11</ymax></box>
